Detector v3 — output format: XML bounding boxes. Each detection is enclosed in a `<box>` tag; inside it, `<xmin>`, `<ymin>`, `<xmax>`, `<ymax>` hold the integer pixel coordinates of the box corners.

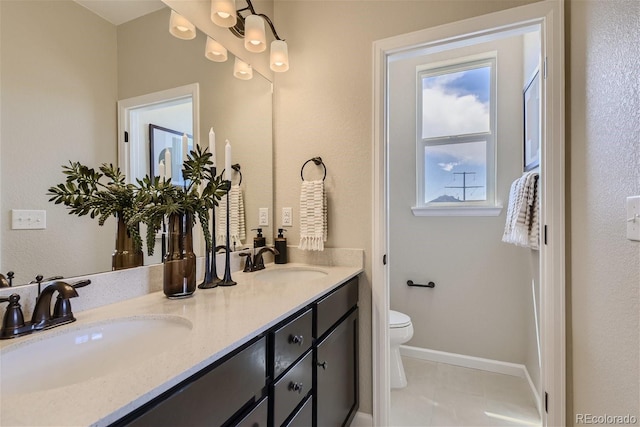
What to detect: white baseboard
<box><xmin>400</xmin><ymin>345</ymin><xmax>541</xmax><ymax>411</ymax></box>
<box><xmin>349</xmin><ymin>411</ymin><xmax>373</xmax><ymax>427</ymax></box>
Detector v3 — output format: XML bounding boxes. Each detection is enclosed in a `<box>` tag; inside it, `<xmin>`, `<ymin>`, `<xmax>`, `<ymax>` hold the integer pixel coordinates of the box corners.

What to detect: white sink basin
<box><xmin>255</xmin><ymin>267</ymin><xmax>328</xmax><ymax>283</ymax></box>
<box><xmin>0</xmin><ymin>315</ymin><xmax>192</xmax><ymax>395</ymax></box>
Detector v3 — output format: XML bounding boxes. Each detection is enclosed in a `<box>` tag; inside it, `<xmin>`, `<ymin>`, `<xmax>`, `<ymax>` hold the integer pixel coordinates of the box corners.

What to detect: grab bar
<box><xmin>407</xmin><ymin>280</ymin><xmax>435</xmax><ymax>288</ymax></box>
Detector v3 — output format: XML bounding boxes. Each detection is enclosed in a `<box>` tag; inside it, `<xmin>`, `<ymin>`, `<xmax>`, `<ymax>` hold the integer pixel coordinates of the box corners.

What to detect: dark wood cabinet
<box><xmin>113</xmin><ymin>275</ymin><xmax>359</xmax><ymax>427</ymax></box>
<box><xmin>315</xmin><ymin>278</ymin><xmax>359</xmax><ymax>427</ymax></box>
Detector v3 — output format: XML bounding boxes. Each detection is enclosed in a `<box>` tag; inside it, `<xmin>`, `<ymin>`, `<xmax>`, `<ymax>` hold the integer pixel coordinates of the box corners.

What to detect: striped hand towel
<box><xmin>502</xmin><ymin>172</ymin><xmax>539</xmax><ymax>250</ymax></box>
<box><xmin>216</xmin><ymin>184</ymin><xmax>246</xmax><ymax>249</ymax></box>
<box><xmin>298</xmin><ymin>180</ymin><xmax>327</xmax><ymax>251</ymax></box>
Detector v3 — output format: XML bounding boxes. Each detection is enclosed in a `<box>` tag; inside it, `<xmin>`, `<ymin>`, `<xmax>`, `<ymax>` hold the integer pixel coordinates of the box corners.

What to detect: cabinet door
<box><xmin>316</xmin><ymin>308</ymin><xmax>358</xmax><ymax>427</ymax></box>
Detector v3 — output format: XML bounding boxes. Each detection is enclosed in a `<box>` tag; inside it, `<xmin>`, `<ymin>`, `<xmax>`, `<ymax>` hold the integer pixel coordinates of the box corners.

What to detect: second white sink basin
<box><xmin>255</xmin><ymin>267</ymin><xmax>328</xmax><ymax>284</ymax></box>
<box><xmin>0</xmin><ymin>315</ymin><xmax>192</xmax><ymax>395</ymax></box>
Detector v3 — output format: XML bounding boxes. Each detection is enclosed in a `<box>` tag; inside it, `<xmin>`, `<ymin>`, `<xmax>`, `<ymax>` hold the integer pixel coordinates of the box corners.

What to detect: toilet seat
<box><xmin>389</xmin><ymin>310</ymin><xmax>411</xmax><ymax>328</ymax></box>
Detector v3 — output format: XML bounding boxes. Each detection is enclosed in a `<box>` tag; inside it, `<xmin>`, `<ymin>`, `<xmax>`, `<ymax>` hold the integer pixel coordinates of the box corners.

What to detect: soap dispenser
<box><xmin>274</xmin><ymin>229</ymin><xmax>288</xmax><ymax>264</ymax></box>
<box><xmin>253</xmin><ymin>228</ymin><xmax>266</xmax><ymax>248</ymax></box>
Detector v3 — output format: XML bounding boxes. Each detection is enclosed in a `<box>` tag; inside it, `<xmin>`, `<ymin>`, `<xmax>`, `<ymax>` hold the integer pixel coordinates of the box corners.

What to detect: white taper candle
<box><xmin>225</xmin><ymin>140</ymin><xmax>232</xmax><ymax>181</ymax></box>
<box><xmin>209</xmin><ymin>127</ymin><xmax>216</xmax><ymax>167</ymax></box>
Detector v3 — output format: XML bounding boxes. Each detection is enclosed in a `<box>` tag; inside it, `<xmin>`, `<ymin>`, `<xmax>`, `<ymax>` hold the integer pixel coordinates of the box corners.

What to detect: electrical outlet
<box><xmin>626</xmin><ymin>196</ymin><xmax>640</xmax><ymax>241</ymax></box>
<box><xmin>282</xmin><ymin>207</ymin><xmax>292</xmax><ymax>226</ymax></box>
<box><xmin>12</xmin><ymin>209</ymin><xmax>46</xmax><ymax>230</ymax></box>
<box><xmin>259</xmin><ymin>208</ymin><xmax>269</xmax><ymax>226</ymax></box>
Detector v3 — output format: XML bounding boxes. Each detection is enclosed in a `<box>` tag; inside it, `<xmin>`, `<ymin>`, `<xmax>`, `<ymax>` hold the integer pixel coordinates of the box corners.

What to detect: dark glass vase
<box><xmin>163</xmin><ymin>212</ymin><xmax>196</xmax><ymax>299</ymax></box>
<box><xmin>112</xmin><ymin>214</ymin><xmax>143</xmax><ymax>271</ymax></box>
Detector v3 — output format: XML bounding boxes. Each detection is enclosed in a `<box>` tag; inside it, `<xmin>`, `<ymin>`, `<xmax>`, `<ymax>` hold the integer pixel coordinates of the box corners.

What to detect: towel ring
<box><xmin>221</xmin><ymin>164</ymin><xmax>242</xmax><ymax>185</ymax></box>
<box><xmin>300</xmin><ymin>157</ymin><xmax>326</xmax><ymax>181</ymax></box>
<box><xmin>231</xmin><ymin>163</ymin><xmax>242</xmax><ymax>185</ymax></box>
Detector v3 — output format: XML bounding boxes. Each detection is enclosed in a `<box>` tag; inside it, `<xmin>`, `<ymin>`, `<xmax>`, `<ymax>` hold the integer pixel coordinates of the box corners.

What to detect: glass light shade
<box><xmin>211</xmin><ymin>0</ymin><xmax>237</xmax><ymax>28</ymax></box>
<box><xmin>169</xmin><ymin>11</ymin><xmax>196</xmax><ymax>40</ymax></box>
<box><xmin>233</xmin><ymin>57</ymin><xmax>253</xmax><ymax>80</ymax></box>
<box><xmin>205</xmin><ymin>37</ymin><xmax>228</xmax><ymax>62</ymax></box>
<box><xmin>270</xmin><ymin>40</ymin><xmax>289</xmax><ymax>72</ymax></box>
<box><xmin>244</xmin><ymin>15</ymin><xmax>266</xmax><ymax>53</ymax></box>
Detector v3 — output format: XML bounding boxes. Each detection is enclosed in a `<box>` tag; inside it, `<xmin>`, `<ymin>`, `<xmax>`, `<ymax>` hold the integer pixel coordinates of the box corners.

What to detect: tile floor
<box><xmin>390</xmin><ymin>356</ymin><xmax>541</xmax><ymax>427</ymax></box>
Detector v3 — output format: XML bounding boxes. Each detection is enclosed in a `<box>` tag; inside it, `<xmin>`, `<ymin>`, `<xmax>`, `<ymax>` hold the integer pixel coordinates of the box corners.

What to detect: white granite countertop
<box><xmin>0</xmin><ymin>263</ymin><xmax>362</xmax><ymax>427</ymax></box>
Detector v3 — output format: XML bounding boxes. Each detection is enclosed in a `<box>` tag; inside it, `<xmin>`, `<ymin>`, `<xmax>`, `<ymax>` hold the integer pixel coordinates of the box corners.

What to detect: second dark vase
<box><xmin>112</xmin><ymin>214</ymin><xmax>144</xmax><ymax>271</ymax></box>
<box><xmin>163</xmin><ymin>212</ymin><xmax>196</xmax><ymax>299</ymax></box>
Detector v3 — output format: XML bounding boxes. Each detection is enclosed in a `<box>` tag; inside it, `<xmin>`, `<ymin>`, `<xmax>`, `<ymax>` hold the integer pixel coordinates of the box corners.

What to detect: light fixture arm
<box><xmin>256</xmin><ymin>13</ymin><xmax>283</xmax><ymax>41</ymax></box>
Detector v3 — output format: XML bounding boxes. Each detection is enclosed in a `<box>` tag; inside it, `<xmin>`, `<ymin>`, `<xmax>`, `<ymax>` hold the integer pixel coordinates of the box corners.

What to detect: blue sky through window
<box><xmin>421</xmin><ymin>65</ymin><xmax>490</xmax><ymax>203</ymax></box>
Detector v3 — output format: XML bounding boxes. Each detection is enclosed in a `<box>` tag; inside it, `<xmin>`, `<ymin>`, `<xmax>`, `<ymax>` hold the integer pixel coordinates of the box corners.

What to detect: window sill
<box><xmin>411</xmin><ymin>205</ymin><xmax>503</xmax><ymax>217</ymax></box>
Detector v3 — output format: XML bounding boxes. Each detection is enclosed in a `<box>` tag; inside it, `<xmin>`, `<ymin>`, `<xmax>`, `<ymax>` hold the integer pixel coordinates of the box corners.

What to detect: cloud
<box><xmin>422</xmin><ymin>86</ymin><xmax>489</xmax><ymax>138</ymax></box>
<box><xmin>438</xmin><ymin>162</ymin><xmax>459</xmax><ymax>171</ymax></box>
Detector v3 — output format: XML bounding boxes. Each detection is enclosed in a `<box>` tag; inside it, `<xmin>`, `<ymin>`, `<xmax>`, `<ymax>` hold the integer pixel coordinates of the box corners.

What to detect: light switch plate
<box><xmin>258</xmin><ymin>208</ymin><xmax>269</xmax><ymax>226</ymax></box>
<box><xmin>12</xmin><ymin>209</ymin><xmax>46</xmax><ymax>230</ymax></box>
<box><xmin>626</xmin><ymin>196</ymin><xmax>640</xmax><ymax>241</ymax></box>
<box><xmin>282</xmin><ymin>207</ymin><xmax>292</xmax><ymax>226</ymax></box>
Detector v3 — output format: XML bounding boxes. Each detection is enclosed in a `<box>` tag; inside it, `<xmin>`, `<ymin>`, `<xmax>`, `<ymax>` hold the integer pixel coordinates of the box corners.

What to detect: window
<box><xmin>413</xmin><ymin>56</ymin><xmax>500</xmax><ymax>216</ymax></box>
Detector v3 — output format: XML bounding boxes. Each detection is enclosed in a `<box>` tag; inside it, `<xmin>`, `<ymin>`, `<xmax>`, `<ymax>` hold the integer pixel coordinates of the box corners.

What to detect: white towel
<box><xmin>502</xmin><ymin>172</ymin><xmax>539</xmax><ymax>250</ymax></box>
<box><xmin>298</xmin><ymin>180</ymin><xmax>327</xmax><ymax>251</ymax></box>
<box><xmin>217</xmin><ymin>184</ymin><xmax>246</xmax><ymax>249</ymax></box>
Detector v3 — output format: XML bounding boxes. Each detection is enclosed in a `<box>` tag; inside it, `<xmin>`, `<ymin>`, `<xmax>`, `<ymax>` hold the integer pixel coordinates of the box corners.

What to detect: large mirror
<box><xmin>0</xmin><ymin>1</ymin><xmax>273</xmax><ymax>285</ymax></box>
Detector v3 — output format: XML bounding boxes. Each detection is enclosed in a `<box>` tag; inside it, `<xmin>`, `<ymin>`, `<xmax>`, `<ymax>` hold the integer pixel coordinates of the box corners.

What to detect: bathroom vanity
<box><xmin>0</xmin><ymin>263</ymin><xmax>361</xmax><ymax>427</ymax></box>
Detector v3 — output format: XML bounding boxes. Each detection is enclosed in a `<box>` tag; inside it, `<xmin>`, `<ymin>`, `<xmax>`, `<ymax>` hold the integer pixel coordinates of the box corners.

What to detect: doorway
<box><xmin>117</xmin><ymin>83</ymin><xmax>201</xmax><ymax>263</ymax></box>
<box><xmin>372</xmin><ymin>1</ymin><xmax>565</xmax><ymax>426</ymax></box>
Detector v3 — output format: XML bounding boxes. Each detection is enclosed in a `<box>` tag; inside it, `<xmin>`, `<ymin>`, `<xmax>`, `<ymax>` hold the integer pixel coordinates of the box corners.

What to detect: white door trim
<box><xmin>371</xmin><ymin>2</ymin><xmax>565</xmax><ymax>426</ymax></box>
<box><xmin>117</xmin><ymin>83</ymin><xmax>200</xmax><ymax>183</ymax></box>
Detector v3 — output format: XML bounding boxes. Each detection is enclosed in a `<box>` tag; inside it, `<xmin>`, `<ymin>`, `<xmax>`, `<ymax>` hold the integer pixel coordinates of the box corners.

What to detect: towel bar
<box><xmin>407</xmin><ymin>280</ymin><xmax>435</xmax><ymax>288</ymax></box>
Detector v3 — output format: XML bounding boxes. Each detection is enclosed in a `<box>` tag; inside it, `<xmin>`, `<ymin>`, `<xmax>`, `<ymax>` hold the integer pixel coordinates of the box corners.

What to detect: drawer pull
<box><xmin>289</xmin><ymin>381</ymin><xmax>304</xmax><ymax>394</ymax></box>
<box><xmin>289</xmin><ymin>334</ymin><xmax>304</xmax><ymax>346</ymax></box>
<box><xmin>317</xmin><ymin>361</ymin><xmax>328</xmax><ymax>370</ymax></box>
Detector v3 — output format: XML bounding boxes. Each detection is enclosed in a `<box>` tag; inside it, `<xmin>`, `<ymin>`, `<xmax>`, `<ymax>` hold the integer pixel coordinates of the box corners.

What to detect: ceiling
<box><xmin>74</xmin><ymin>0</ymin><xmax>166</xmax><ymax>26</ymax></box>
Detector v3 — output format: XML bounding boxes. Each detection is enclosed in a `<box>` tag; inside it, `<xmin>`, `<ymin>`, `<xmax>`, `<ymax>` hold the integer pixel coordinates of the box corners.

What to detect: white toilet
<box><xmin>389</xmin><ymin>309</ymin><xmax>414</xmax><ymax>389</ymax></box>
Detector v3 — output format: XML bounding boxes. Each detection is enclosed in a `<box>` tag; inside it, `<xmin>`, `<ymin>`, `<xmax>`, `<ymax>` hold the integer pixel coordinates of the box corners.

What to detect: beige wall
<box><xmin>568</xmin><ymin>0</ymin><xmax>640</xmax><ymax>423</ymax></box>
<box><xmin>0</xmin><ymin>1</ymin><xmax>117</xmax><ymax>283</ymax></box>
<box><xmin>272</xmin><ymin>0</ymin><xmax>540</xmax><ymax>415</ymax></box>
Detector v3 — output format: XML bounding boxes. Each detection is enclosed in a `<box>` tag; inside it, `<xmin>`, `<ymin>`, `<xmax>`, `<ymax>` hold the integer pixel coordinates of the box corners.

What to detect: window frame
<box><xmin>413</xmin><ymin>55</ymin><xmax>501</xmax><ymax>217</ymax></box>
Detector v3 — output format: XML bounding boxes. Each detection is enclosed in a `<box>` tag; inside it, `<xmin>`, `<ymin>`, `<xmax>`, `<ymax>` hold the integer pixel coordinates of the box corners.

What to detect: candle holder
<box><xmin>220</xmin><ymin>179</ymin><xmax>236</xmax><ymax>286</ymax></box>
<box><xmin>199</xmin><ymin>168</ymin><xmax>223</xmax><ymax>289</ymax></box>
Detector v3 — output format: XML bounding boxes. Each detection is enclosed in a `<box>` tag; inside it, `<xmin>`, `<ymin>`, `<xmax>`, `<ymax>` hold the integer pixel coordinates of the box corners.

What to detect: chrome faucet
<box><xmin>240</xmin><ymin>247</ymin><xmax>280</xmax><ymax>272</ymax></box>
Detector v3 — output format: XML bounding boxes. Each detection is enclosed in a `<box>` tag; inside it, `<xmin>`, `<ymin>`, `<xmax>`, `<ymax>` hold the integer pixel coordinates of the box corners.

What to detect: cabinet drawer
<box><xmin>316</xmin><ymin>276</ymin><xmax>358</xmax><ymax>339</ymax></box>
<box><xmin>283</xmin><ymin>396</ymin><xmax>312</xmax><ymax>427</ymax></box>
<box><xmin>273</xmin><ymin>350</ymin><xmax>312</xmax><ymax>427</ymax></box>
<box><xmin>125</xmin><ymin>337</ymin><xmax>266</xmax><ymax>427</ymax></box>
<box><xmin>234</xmin><ymin>397</ymin><xmax>268</xmax><ymax>427</ymax></box>
<box><xmin>273</xmin><ymin>308</ymin><xmax>312</xmax><ymax>378</ymax></box>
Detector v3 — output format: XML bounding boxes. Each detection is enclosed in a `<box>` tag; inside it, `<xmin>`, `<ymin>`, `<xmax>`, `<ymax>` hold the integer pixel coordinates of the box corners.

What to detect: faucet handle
<box><xmin>0</xmin><ymin>293</ymin><xmax>25</xmax><ymax>332</ymax></box>
<box><xmin>239</xmin><ymin>252</ymin><xmax>253</xmax><ymax>272</ymax></box>
<box><xmin>52</xmin><ymin>280</ymin><xmax>90</xmax><ymax>319</ymax></box>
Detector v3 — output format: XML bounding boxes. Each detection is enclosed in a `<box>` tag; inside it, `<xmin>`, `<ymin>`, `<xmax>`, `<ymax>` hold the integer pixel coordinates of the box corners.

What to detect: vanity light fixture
<box><xmin>205</xmin><ymin>36</ymin><xmax>228</xmax><ymax>62</ymax></box>
<box><xmin>211</xmin><ymin>0</ymin><xmax>289</xmax><ymax>72</ymax></box>
<box><xmin>233</xmin><ymin>57</ymin><xmax>253</xmax><ymax>80</ymax></box>
<box><xmin>169</xmin><ymin>10</ymin><xmax>196</xmax><ymax>40</ymax></box>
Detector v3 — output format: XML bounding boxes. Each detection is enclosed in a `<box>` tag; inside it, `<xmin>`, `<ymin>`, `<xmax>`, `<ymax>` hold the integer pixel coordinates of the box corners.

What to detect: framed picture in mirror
<box><xmin>523</xmin><ymin>69</ymin><xmax>540</xmax><ymax>172</ymax></box>
<box><xmin>149</xmin><ymin>124</ymin><xmax>194</xmax><ymax>186</ymax></box>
